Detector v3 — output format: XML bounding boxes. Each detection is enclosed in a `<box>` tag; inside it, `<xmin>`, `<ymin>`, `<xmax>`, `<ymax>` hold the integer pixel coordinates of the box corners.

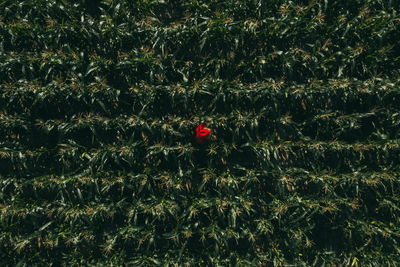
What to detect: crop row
<box><xmin>2</xmin><ymin>168</ymin><xmax>400</xmax><ymax>208</ymax></box>
<box><xmin>1</xmin><ymin>79</ymin><xmax>400</xmax><ymax>119</ymax></box>
<box><xmin>1</xmin><ymin>108</ymin><xmax>399</xmax><ymax>150</ymax></box>
<box><xmin>1</xmin><ymin>139</ymin><xmax>399</xmax><ymax>177</ymax></box>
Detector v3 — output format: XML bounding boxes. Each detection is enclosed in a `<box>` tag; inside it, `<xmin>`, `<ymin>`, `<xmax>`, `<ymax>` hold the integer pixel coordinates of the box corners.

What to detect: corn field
<box><xmin>1</xmin><ymin>0</ymin><xmax>400</xmax><ymax>265</ymax></box>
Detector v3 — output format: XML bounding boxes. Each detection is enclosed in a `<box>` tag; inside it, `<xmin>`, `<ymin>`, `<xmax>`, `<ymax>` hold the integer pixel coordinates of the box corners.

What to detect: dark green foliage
<box><xmin>1</xmin><ymin>0</ymin><xmax>400</xmax><ymax>265</ymax></box>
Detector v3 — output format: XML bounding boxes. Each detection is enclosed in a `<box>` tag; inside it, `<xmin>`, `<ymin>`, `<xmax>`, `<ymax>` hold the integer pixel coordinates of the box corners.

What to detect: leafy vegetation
<box><xmin>1</xmin><ymin>0</ymin><xmax>400</xmax><ymax>265</ymax></box>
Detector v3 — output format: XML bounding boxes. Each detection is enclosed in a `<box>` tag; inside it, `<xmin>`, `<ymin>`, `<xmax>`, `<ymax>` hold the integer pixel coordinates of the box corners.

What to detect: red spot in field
<box><xmin>196</xmin><ymin>123</ymin><xmax>211</xmax><ymax>144</ymax></box>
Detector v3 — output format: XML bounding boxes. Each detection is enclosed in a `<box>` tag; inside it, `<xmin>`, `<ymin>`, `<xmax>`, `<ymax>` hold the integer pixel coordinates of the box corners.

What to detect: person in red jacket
<box><xmin>196</xmin><ymin>123</ymin><xmax>211</xmax><ymax>144</ymax></box>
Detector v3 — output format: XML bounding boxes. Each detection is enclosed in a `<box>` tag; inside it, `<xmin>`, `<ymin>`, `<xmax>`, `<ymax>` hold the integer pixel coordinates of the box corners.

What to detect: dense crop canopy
<box><xmin>1</xmin><ymin>0</ymin><xmax>400</xmax><ymax>265</ymax></box>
